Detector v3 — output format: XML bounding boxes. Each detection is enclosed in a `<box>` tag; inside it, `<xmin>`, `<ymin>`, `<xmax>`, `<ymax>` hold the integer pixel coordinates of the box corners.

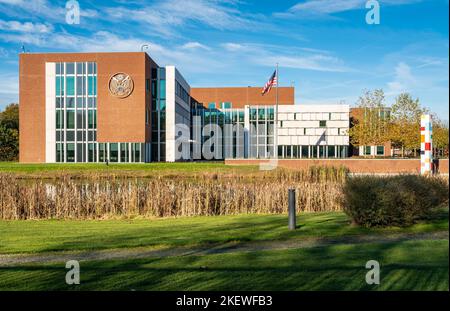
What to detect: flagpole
<box><xmin>275</xmin><ymin>63</ymin><xmax>279</xmax><ymax>159</ymax></box>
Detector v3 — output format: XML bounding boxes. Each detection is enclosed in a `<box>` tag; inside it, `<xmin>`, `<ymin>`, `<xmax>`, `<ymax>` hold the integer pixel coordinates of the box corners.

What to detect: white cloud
<box><xmin>104</xmin><ymin>0</ymin><xmax>263</xmax><ymax>37</ymax></box>
<box><xmin>221</xmin><ymin>43</ymin><xmax>245</xmax><ymax>51</ymax></box>
<box><xmin>387</xmin><ymin>62</ymin><xmax>416</xmax><ymax>94</ymax></box>
<box><xmin>220</xmin><ymin>42</ymin><xmax>350</xmax><ymax>72</ymax></box>
<box><xmin>277</xmin><ymin>0</ymin><xmax>423</xmax><ymax>17</ymax></box>
<box><xmin>181</xmin><ymin>42</ymin><xmax>211</xmax><ymax>50</ymax></box>
<box><xmin>0</xmin><ymin>19</ymin><xmax>53</xmax><ymax>33</ymax></box>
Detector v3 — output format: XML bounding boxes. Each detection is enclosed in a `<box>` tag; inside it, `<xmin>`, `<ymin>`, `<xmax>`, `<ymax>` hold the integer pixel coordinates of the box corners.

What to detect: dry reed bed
<box><xmin>0</xmin><ymin>167</ymin><xmax>347</xmax><ymax>220</ymax></box>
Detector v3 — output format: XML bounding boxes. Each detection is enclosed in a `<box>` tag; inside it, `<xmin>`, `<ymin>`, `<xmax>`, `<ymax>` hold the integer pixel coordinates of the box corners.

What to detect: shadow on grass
<box><xmin>1</xmin><ymin>239</ymin><xmax>447</xmax><ymax>291</ymax></box>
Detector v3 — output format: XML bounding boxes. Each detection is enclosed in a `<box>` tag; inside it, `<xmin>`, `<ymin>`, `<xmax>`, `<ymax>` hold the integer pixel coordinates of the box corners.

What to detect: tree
<box><xmin>0</xmin><ymin>103</ymin><xmax>19</xmax><ymax>161</ymax></box>
<box><xmin>0</xmin><ymin>103</ymin><xmax>19</xmax><ymax>130</ymax></box>
<box><xmin>431</xmin><ymin>114</ymin><xmax>449</xmax><ymax>158</ymax></box>
<box><xmin>349</xmin><ymin>89</ymin><xmax>390</xmax><ymax>156</ymax></box>
<box><xmin>390</xmin><ymin>93</ymin><xmax>426</xmax><ymax>157</ymax></box>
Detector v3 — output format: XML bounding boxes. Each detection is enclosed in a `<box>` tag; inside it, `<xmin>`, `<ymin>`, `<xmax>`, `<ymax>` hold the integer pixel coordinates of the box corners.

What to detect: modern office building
<box><xmin>19</xmin><ymin>51</ymin><xmax>351</xmax><ymax>163</ymax></box>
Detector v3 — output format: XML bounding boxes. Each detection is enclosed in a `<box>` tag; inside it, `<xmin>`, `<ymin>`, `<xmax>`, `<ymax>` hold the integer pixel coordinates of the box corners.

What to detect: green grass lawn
<box><xmin>0</xmin><ymin>161</ymin><xmax>257</xmax><ymax>177</ymax></box>
<box><xmin>1</xmin><ymin>210</ymin><xmax>448</xmax><ymax>291</ymax></box>
<box><xmin>0</xmin><ymin>210</ymin><xmax>448</xmax><ymax>254</ymax></box>
<box><xmin>0</xmin><ymin>239</ymin><xmax>447</xmax><ymax>291</ymax></box>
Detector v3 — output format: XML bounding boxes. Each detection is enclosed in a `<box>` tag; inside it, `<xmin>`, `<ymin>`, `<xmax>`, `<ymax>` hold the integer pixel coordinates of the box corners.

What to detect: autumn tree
<box><xmin>431</xmin><ymin>114</ymin><xmax>449</xmax><ymax>158</ymax></box>
<box><xmin>390</xmin><ymin>93</ymin><xmax>426</xmax><ymax>157</ymax></box>
<box><xmin>349</xmin><ymin>89</ymin><xmax>390</xmax><ymax>156</ymax></box>
<box><xmin>0</xmin><ymin>103</ymin><xmax>19</xmax><ymax>161</ymax></box>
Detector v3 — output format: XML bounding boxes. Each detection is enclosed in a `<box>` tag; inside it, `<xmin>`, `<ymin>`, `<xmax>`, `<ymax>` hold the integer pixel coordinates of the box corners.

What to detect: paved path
<box><xmin>0</xmin><ymin>231</ymin><xmax>447</xmax><ymax>267</ymax></box>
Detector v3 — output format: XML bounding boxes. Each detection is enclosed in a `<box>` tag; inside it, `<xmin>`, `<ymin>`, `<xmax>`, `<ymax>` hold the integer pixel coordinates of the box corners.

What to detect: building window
<box><xmin>328</xmin><ymin>146</ymin><xmax>336</xmax><ymax>158</ymax></box>
<box><xmin>301</xmin><ymin>146</ymin><xmax>308</xmax><ymax>158</ymax></box>
<box><xmin>376</xmin><ymin>146</ymin><xmax>384</xmax><ymax>156</ymax></box>
<box><xmin>319</xmin><ymin>120</ymin><xmax>327</xmax><ymax>127</ymax></box>
<box><xmin>364</xmin><ymin>146</ymin><xmax>371</xmax><ymax>155</ymax></box>
<box><xmin>66</xmin><ymin>143</ymin><xmax>75</xmax><ymax>162</ymax></box>
<box><xmin>220</xmin><ymin>102</ymin><xmax>232</xmax><ymax>109</ymax></box>
<box><xmin>146</xmin><ymin>79</ymin><xmax>151</xmax><ymax>92</ymax></box>
<box><xmin>208</xmin><ymin>102</ymin><xmax>216</xmax><ymax>109</ymax></box>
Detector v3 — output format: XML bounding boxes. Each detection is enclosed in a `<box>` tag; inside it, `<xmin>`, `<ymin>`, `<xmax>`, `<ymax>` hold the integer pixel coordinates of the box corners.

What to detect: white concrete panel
<box><xmin>165</xmin><ymin>66</ymin><xmax>176</xmax><ymax>162</ymax></box>
<box><xmin>278</xmin><ymin>113</ymin><xmax>288</xmax><ymax>121</ymax></box>
<box><xmin>305</xmin><ymin>128</ymin><xmax>315</xmax><ymax>135</ymax></box>
<box><xmin>309</xmin><ymin>136</ymin><xmax>320</xmax><ymax>145</ymax></box>
<box><xmin>279</xmin><ymin>128</ymin><xmax>289</xmax><ymax>135</ymax></box>
<box><xmin>45</xmin><ymin>62</ymin><xmax>56</xmax><ymax>163</ymax></box>
<box><xmin>342</xmin><ymin>136</ymin><xmax>349</xmax><ymax>145</ymax></box>
<box><xmin>315</xmin><ymin>128</ymin><xmax>326</xmax><ymax>136</ymax></box>
<box><xmin>296</xmin><ymin>128</ymin><xmax>304</xmax><ymax>135</ymax></box>
<box><xmin>278</xmin><ymin>136</ymin><xmax>291</xmax><ymax>145</ymax></box>
<box><xmin>283</xmin><ymin>120</ymin><xmax>303</xmax><ymax>128</ymax></box>
<box><xmin>327</xmin><ymin>120</ymin><xmax>349</xmax><ymax>128</ymax></box>
<box><xmin>288</xmin><ymin>128</ymin><xmax>297</xmax><ymax>135</ymax></box>
<box><xmin>298</xmin><ymin>136</ymin><xmax>309</xmax><ymax>145</ymax></box>
<box><xmin>327</xmin><ymin>136</ymin><xmax>336</xmax><ymax>145</ymax></box>
<box><xmin>291</xmin><ymin>136</ymin><xmax>298</xmax><ymax>145</ymax></box>
<box><xmin>302</xmin><ymin>113</ymin><xmax>311</xmax><ymax>120</ymax></box>
<box><xmin>328</xmin><ymin>128</ymin><xmax>338</xmax><ymax>135</ymax></box>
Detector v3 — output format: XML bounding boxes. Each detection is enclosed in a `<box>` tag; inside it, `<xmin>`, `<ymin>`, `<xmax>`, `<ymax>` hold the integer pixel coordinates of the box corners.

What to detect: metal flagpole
<box><xmin>275</xmin><ymin>63</ymin><xmax>279</xmax><ymax>159</ymax></box>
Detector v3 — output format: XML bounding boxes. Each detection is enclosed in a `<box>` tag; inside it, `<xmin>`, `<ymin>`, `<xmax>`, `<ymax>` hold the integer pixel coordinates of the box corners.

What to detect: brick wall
<box><xmin>225</xmin><ymin>158</ymin><xmax>449</xmax><ymax>174</ymax></box>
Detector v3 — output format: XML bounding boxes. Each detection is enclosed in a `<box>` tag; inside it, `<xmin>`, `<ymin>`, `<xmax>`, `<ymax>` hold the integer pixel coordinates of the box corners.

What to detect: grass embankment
<box><xmin>0</xmin><ymin>210</ymin><xmax>448</xmax><ymax>290</ymax></box>
<box><xmin>0</xmin><ymin>209</ymin><xmax>447</xmax><ymax>254</ymax></box>
<box><xmin>1</xmin><ymin>239</ymin><xmax>447</xmax><ymax>291</ymax></box>
<box><xmin>0</xmin><ymin>161</ymin><xmax>258</xmax><ymax>178</ymax></box>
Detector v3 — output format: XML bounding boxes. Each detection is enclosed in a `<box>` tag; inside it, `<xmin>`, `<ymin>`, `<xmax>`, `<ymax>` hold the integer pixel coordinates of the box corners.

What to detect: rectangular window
<box><xmin>76</xmin><ymin>62</ymin><xmax>84</xmax><ymax>75</ymax></box>
<box><xmin>159</xmin><ymin>80</ymin><xmax>166</xmax><ymax>99</ymax></box>
<box><xmin>146</xmin><ymin>79</ymin><xmax>151</xmax><ymax>92</ymax></box>
<box><xmin>67</xmin><ymin>97</ymin><xmax>75</xmax><ymax>108</ymax></box>
<box><xmin>258</xmin><ymin>108</ymin><xmax>265</xmax><ymax>120</ymax></box>
<box><xmin>301</xmin><ymin>146</ymin><xmax>309</xmax><ymax>158</ymax></box>
<box><xmin>56</xmin><ymin>63</ymin><xmax>61</xmax><ymax>75</ymax></box>
<box><xmin>66</xmin><ymin>110</ymin><xmax>75</xmax><ymax>129</ymax></box>
<box><xmin>221</xmin><ymin>102</ymin><xmax>232</xmax><ymax>109</ymax></box>
<box><xmin>328</xmin><ymin>146</ymin><xmax>336</xmax><ymax>158</ymax></box>
<box><xmin>76</xmin><ymin>97</ymin><xmax>83</xmax><ymax>109</ymax></box>
<box><xmin>319</xmin><ymin>120</ymin><xmax>327</xmax><ymax>127</ymax></box>
<box><xmin>88</xmin><ymin>97</ymin><xmax>96</xmax><ymax>108</ymax></box>
<box><xmin>56</xmin><ymin>110</ymin><xmax>64</xmax><ymax>129</ymax></box>
<box><xmin>133</xmin><ymin>143</ymin><xmax>140</xmax><ymax>163</ymax></box>
<box><xmin>56</xmin><ymin>76</ymin><xmax>64</xmax><ymax>96</ymax></box>
<box><xmin>56</xmin><ymin>143</ymin><xmax>64</xmax><ymax>162</ymax></box>
<box><xmin>208</xmin><ymin>102</ymin><xmax>216</xmax><ymax>109</ymax></box>
<box><xmin>109</xmin><ymin>143</ymin><xmax>118</xmax><ymax>162</ymax></box>
<box><xmin>88</xmin><ymin>143</ymin><xmax>96</xmax><ymax>162</ymax></box>
<box><xmin>376</xmin><ymin>146</ymin><xmax>384</xmax><ymax>156</ymax></box>
<box><xmin>66</xmin><ymin>63</ymin><xmax>75</xmax><ymax>75</ymax></box>
<box><xmin>88</xmin><ymin>76</ymin><xmax>97</xmax><ymax>96</ymax></box>
<box><xmin>364</xmin><ymin>146</ymin><xmax>371</xmax><ymax>155</ymax></box>
<box><xmin>120</xmin><ymin>143</ymin><xmax>129</xmax><ymax>162</ymax></box>
<box><xmin>76</xmin><ymin>110</ymin><xmax>83</xmax><ymax>129</ymax></box>
<box><xmin>76</xmin><ymin>76</ymin><xmax>84</xmax><ymax>95</ymax></box>
<box><xmin>66</xmin><ymin>77</ymin><xmax>75</xmax><ymax>96</ymax></box>
<box><xmin>66</xmin><ymin>130</ymin><xmax>75</xmax><ymax>141</ymax></box>
<box><xmin>88</xmin><ymin>110</ymin><xmax>96</xmax><ymax>129</ymax></box>
<box><xmin>99</xmin><ymin>143</ymin><xmax>106</xmax><ymax>162</ymax></box>
<box><xmin>66</xmin><ymin>143</ymin><xmax>75</xmax><ymax>162</ymax></box>
<box><xmin>77</xmin><ymin>143</ymin><xmax>83</xmax><ymax>162</ymax></box>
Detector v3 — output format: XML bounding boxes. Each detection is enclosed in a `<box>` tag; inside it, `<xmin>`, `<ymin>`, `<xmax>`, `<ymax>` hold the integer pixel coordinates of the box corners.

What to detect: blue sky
<box><xmin>0</xmin><ymin>0</ymin><xmax>448</xmax><ymax>119</ymax></box>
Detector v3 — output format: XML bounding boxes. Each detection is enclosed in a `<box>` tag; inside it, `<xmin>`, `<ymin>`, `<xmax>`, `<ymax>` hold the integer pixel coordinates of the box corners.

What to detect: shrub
<box><xmin>342</xmin><ymin>175</ymin><xmax>449</xmax><ymax>227</ymax></box>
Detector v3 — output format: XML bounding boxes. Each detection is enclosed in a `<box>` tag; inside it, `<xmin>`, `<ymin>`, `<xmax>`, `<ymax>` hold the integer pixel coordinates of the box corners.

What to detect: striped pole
<box><xmin>420</xmin><ymin>114</ymin><xmax>433</xmax><ymax>175</ymax></box>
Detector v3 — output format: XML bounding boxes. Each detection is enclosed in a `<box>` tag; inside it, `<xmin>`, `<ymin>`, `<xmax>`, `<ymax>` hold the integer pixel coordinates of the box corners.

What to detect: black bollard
<box><xmin>288</xmin><ymin>188</ymin><xmax>296</xmax><ymax>230</ymax></box>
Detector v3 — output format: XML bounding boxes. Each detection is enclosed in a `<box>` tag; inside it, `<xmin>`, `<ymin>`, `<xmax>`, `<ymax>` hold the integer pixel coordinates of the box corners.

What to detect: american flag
<box><xmin>261</xmin><ymin>70</ymin><xmax>277</xmax><ymax>95</ymax></box>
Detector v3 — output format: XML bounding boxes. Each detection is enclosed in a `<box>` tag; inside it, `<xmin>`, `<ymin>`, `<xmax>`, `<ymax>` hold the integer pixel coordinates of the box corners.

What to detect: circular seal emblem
<box><xmin>109</xmin><ymin>73</ymin><xmax>134</xmax><ymax>98</ymax></box>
